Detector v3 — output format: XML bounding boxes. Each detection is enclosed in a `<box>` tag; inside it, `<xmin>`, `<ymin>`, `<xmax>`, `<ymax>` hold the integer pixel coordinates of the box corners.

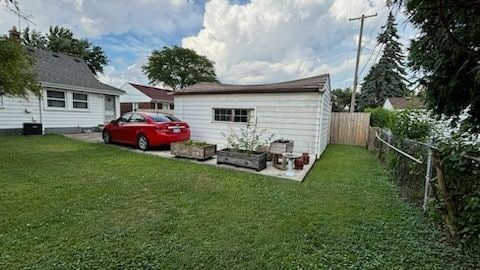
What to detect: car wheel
<box><xmin>102</xmin><ymin>130</ymin><xmax>111</xmax><ymax>144</ymax></box>
<box><xmin>137</xmin><ymin>134</ymin><xmax>149</xmax><ymax>151</ymax></box>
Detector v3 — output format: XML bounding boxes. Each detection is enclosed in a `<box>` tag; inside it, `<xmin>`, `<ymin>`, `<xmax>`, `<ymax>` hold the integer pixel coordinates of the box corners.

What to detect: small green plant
<box><xmin>222</xmin><ymin>125</ymin><xmax>274</xmax><ymax>152</ymax></box>
<box><xmin>364</xmin><ymin>107</ymin><xmax>396</xmax><ymax>128</ymax></box>
<box><xmin>182</xmin><ymin>140</ymin><xmax>210</xmax><ymax>147</ymax></box>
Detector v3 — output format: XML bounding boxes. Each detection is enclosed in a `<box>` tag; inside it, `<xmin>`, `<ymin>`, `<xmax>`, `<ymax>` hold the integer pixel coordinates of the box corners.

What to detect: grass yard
<box><xmin>0</xmin><ymin>135</ymin><xmax>476</xmax><ymax>269</ymax></box>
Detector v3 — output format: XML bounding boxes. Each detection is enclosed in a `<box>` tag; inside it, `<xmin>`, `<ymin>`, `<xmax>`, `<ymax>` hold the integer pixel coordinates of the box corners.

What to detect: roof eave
<box><xmin>41</xmin><ymin>82</ymin><xmax>125</xmax><ymax>95</ymax></box>
<box><xmin>174</xmin><ymin>87</ymin><xmax>324</xmax><ymax>96</ymax></box>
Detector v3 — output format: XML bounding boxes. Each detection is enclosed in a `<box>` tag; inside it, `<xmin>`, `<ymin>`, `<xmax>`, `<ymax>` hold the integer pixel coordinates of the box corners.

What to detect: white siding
<box><xmin>175</xmin><ymin>92</ymin><xmax>325</xmax><ymax>155</ymax></box>
<box><xmin>119</xmin><ymin>83</ymin><xmax>150</xmax><ymax>103</ymax></box>
<box><xmin>42</xmin><ymin>90</ymin><xmax>106</xmax><ymax>128</ymax></box>
<box><xmin>0</xmin><ymin>88</ymin><xmax>120</xmax><ymax>131</ymax></box>
<box><xmin>319</xmin><ymin>83</ymin><xmax>331</xmax><ymax>155</ymax></box>
<box><xmin>0</xmin><ymin>93</ymin><xmax>41</xmax><ymax>129</ymax></box>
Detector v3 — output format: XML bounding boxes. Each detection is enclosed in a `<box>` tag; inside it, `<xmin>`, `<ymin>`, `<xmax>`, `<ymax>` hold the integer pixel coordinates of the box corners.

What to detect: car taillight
<box><xmin>155</xmin><ymin>125</ymin><xmax>169</xmax><ymax>133</ymax></box>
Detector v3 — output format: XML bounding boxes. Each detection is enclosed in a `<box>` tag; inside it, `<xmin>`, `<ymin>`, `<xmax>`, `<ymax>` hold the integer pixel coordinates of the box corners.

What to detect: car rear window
<box><xmin>147</xmin><ymin>113</ymin><xmax>181</xmax><ymax>122</ymax></box>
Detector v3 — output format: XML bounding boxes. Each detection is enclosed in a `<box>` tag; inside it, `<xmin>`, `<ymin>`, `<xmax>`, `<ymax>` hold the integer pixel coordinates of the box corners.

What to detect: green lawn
<box><xmin>0</xmin><ymin>135</ymin><xmax>476</xmax><ymax>269</ymax></box>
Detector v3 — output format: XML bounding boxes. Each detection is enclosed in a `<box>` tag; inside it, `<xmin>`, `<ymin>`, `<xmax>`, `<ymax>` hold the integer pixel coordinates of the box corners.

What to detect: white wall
<box><xmin>41</xmin><ymin>90</ymin><xmax>106</xmax><ymax>128</ymax></box>
<box><xmin>175</xmin><ymin>92</ymin><xmax>328</xmax><ymax>155</ymax></box>
<box><xmin>319</xmin><ymin>84</ymin><xmax>331</xmax><ymax>155</ymax></box>
<box><xmin>0</xmin><ymin>92</ymin><xmax>41</xmax><ymax>129</ymax></box>
<box><xmin>119</xmin><ymin>83</ymin><xmax>150</xmax><ymax>103</ymax></box>
<box><xmin>0</xmin><ymin>88</ymin><xmax>120</xmax><ymax>132</ymax></box>
<box><xmin>383</xmin><ymin>99</ymin><xmax>394</xmax><ymax>110</ymax></box>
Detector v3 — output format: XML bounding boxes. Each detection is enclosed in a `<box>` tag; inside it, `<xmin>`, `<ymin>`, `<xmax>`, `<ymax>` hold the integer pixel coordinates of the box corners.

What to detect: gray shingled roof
<box><xmin>28</xmin><ymin>47</ymin><xmax>124</xmax><ymax>94</ymax></box>
<box><xmin>174</xmin><ymin>74</ymin><xmax>330</xmax><ymax>95</ymax></box>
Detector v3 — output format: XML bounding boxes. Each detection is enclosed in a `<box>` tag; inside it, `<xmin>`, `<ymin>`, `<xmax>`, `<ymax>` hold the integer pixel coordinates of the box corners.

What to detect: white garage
<box><xmin>174</xmin><ymin>74</ymin><xmax>332</xmax><ymax>158</ymax></box>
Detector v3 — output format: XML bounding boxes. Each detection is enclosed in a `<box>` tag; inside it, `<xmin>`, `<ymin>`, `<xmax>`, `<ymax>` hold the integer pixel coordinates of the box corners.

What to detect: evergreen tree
<box><xmin>404</xmin><ymin>0</ymin><xmax>480</xmax><ymax>127</ymax></box>
<box><xmin>358</xmin><ymin>12</ymin><xmax>409</xmax><ymax>111</ymax></box>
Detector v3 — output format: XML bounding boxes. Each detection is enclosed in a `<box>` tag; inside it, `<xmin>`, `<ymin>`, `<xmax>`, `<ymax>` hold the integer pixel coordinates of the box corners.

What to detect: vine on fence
<box><xmin>373</xmin><ymin>109</ymin><xmax>479</xmax><ymax>250</ymax></box>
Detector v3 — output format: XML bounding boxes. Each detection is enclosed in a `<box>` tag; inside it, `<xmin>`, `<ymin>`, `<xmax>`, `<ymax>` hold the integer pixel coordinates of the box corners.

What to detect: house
<box><xmin>119</xmin><ymin>83</ymin><xmax>174</xmax><ymax>115</ymax></box>
<box><xmin>0</xmin><ymin>47</ymin><xmax>125</xmax><ymax>134</ymax></box>
<box><xmin>174</xmin><ymin>74</ymin><xmax>331</xmax><ymax>157</ymax></box>
<box><xmin>383</xmin><ymin>96</ymin><xmax>426</xmax><ymax>110</ymax></box>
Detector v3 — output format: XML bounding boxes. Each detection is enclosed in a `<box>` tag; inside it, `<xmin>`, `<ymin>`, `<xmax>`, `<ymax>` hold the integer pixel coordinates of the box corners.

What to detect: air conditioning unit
<box><xmin>23</xmin><ymin>123</ymin><xmax>42</xmax><ymax>135</ymax></box>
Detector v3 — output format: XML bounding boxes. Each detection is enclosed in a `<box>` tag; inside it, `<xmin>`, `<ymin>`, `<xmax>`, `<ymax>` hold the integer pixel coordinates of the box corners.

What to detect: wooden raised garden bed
<box><xmin>217</xmin><ymin>149</ymin><xmax>267</xmax><ymax>171</ymax></box>
<box><xmin>171</xmin><ymin>141</ymin><xmax>217</xmax><ymax>160</ymax></box>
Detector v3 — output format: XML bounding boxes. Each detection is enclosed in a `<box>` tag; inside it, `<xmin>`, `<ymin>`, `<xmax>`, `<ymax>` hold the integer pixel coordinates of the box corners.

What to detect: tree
<box><xmin>142</xmin><ymin>46</ymin><xmax>217</xmax><ymax>91</ymax></box>
<box><xmin>22</xmin><ymin>26</ymin><xmax>108</xmax><ymax>75</ymax></box>
<box><xmin>0</xmin><ymin>37</ymin><xmax>40</xmax><ymax>97</ymax></box>
<box><xmin>332</xmin><ymin>88</ymin><xmax>353</xmax><ymax>112</ymax></box>
<box><xmin>403</xmin><ymin>0</ymin><xmax>480</xmax><ymax>127</ymax></box>
<box><xmin>358</xmin><ymin>11</ymin><xmax>409</xmax><ymax>111</ymax></box>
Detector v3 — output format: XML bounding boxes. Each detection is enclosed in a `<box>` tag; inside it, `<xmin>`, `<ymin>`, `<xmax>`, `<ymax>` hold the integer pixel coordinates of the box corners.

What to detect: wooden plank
<box><xmin>330</xmin><ymin>112</ymin><xmax>370</xmax><ymax>146</ymax></box>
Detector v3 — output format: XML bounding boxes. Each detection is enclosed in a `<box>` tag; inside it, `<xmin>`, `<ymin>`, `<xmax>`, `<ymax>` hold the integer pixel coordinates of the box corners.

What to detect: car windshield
<box><xmin>147</xmin><ymin>113</ymin><xmax>181</xmax><ymax>122</ymax></box>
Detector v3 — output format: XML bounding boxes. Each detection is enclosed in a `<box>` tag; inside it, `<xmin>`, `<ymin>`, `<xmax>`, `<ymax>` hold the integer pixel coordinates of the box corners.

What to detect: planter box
<box><xmin>217</xmin><ymin>149</ymin><xmax>267</xmax><ymax>171</ymax></box>
<box><xmin>270</xmin><ymin>139</ymin><xmax>294</xmax><ymax>154</ymax></box>
<box><xmin>256</xmin><ymin>145</ymin><xmax>273</xmax><ymax>161</ymax></box>
<box><xmin>171</xmin><ymin>141</ymin><xmax>217</xmax><ymax>160</ymax></box>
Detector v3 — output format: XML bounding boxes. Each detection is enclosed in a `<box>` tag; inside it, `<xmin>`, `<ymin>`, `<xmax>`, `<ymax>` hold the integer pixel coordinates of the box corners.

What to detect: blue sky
<box><xmin>1</xmin><ymin>0</ymin><xmax>415</xmax><ymax>89</ymax></box>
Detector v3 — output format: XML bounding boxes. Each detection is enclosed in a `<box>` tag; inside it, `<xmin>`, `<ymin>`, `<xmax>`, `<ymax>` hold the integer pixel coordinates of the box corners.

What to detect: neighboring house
<box><xmin>0</xmin><ymin>47</ymin><xmax>124</xmax><ymax>134</ymax></box>
<box><xmin>174</xmin><ymin>74</ymin><xmax>332</xmax><ymax>158</ymax></box>
<box><xmin>383</xmin><ymin>96</ymin><xmax>426</xmax><ymax>110</ymax></box>
<box><xmin>119</xmin><ymin>83</ymin><xmax>174</xmax><ymax>115</ymax></box>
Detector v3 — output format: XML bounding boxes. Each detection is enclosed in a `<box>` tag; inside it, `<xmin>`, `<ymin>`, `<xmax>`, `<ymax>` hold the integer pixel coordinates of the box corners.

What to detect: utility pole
<box><xmin>349</xmin><ymin>13</ymin><xmax>377</xmax><ymax>112</ymax></box>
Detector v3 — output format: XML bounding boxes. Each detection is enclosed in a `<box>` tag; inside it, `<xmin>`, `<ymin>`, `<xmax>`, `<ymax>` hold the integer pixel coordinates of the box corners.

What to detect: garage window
<box><xmin>46</xmin><ymin>90</ymin><xmax>66</xmax><ymax>108</ymax></box>
<box><xmin>213</xmin><ymin>108</ymin><xmax>253</xmax><ymax>123</ymax></box>
<box><xmin>72</xmin><ymin>93</ymin><xmax>88</xmax><ymax>109</ymax></box>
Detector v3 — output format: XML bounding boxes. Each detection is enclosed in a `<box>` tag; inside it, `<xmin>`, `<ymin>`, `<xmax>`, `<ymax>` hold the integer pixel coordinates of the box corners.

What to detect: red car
<box><xmin>102</xmin><ymin>112</ymin><xmax>190</xmax><ymax>150</ymax></box>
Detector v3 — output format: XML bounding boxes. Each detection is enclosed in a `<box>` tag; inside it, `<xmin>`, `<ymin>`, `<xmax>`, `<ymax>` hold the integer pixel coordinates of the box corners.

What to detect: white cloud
<box><xmin>97</xmin><ymin>55</ymin><xmax>149</xmax><ymax>88</ymax></box>
<box><xmin>0</xmin><ymin>0</ymin><xmax>203</xmax><ymax>38</ymax></box>
<box><xmin>0</xmin><ymin>0</ymin><xmax>204</xmax><ymax>87</ymax></box>
<box><xmin>182</xmin><ymin>0</ymin><xmax>393</xmax><ymax>87</ymax></box>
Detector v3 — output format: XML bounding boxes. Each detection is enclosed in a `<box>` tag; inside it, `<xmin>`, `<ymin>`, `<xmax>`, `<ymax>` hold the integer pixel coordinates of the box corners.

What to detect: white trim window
<box><xmin>72</xmin><ymin>92</ymin><xmax>88</xmax><ymax>109</ymax></box>
<box><xmin>46</xmin><ymin>90</ymin><xmax>66</xmax><ymax>108</ymax></box>
<box><xmin>213</xmin><ymin>108</ymin><xmax>253</xmax><ymax>123</ymax></box>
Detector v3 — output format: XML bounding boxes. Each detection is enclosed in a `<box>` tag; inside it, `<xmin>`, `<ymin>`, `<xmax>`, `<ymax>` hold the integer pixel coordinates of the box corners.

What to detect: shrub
<box><xmin>365</xmin><ymin>107</ymin><xmax>395</xmax><ymax>128</ymax></box>
<box><xmin>390</xmin><ymin>109</ymin><xmax>432</xmax><ymax>140</ymax></box>
<box><xmin>436</xmin><ymin>138</ymin><xmax>480</xmax><ymax>250</ymax></box>
<box><xmin>222</xmin><ymin>125</ymin><xmax>274</xmax><ymax>152</ymax></box>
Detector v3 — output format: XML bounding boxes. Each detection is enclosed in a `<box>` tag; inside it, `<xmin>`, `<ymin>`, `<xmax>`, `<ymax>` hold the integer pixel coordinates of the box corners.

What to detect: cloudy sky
<box><xmin>0</xmin><ymin>0</ymin><xmax>415</xmax><ymax>89</ymax></box>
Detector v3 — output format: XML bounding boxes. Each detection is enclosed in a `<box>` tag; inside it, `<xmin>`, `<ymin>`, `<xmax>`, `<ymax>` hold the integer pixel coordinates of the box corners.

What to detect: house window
<box><xmin>213</xmin><ymin>108</ymin><xmax>253</xmax><ymax>123</ymax></box>
<box><xmin>169</xmin><ymin>104</ymin><xmax>174</xmax><ymax>110</ymax></box>
<box><xmin>0</xmin><ymin>95</ymin><xmax>4</xmax><ymax>107</ymax></box>
<box><xmin>72</xmin><ymin>93</ymin><xmax>88</xmax><ymax>109</ymax></box>
<box><xmin>46</xmin><ymin>90</ymin><xmax>66</xmax><ymax>108</ymax></box>
<box><xmin>158</xmin><ymin>103</ymin><xmax>163</xmax><ymax>109</ymax></box>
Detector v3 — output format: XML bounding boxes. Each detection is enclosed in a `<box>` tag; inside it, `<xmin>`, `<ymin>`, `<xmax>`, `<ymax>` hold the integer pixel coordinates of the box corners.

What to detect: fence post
<box><xmin>422</xmin><ymin>143</ymin><xmax>432</xmax><ymax>211</ymax></box>
<box><xmin>432</xmin><ymin>149</ymin><xmax>457</xmax><ymax>241</ymax></box>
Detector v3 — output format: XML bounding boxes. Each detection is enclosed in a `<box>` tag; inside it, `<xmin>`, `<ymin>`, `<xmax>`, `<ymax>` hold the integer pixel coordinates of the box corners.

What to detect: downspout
<box><xmin>317</xmin><ymin>91</ymin><xmax>324</xmax><ymax>159</ymax></box>
<box><xmin>38</xmin><ymin>90</ymin><xmax>45</xmax><ymax>135</ymax></box>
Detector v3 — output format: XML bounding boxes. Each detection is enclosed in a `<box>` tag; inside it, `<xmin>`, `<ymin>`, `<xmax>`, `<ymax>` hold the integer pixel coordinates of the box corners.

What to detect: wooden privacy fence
<box><xmin>330</xmin><ymin>112</ymin><xmax>370</xmax><ymax>146</ymax></box>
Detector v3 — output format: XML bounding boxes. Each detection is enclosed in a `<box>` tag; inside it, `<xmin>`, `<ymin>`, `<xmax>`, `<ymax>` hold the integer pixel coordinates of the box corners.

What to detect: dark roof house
<box><xmin>127</xmin><ymin>83</ymin><xmax>174</xmax><ymax>102</ymax></box>
<box><xmin>28</xmin><ymin>47</ymin><xmax>124</xmax><ymax>95</ymax></box>
<box><xmin>0</xmin><ymin>42</ymin><xmax>124</xmax><ymax>134</ymax></box>
<box><xmin>383</xmin><ymin>96</ymin><xmax>426</xmax><ymax>110</ymax></box>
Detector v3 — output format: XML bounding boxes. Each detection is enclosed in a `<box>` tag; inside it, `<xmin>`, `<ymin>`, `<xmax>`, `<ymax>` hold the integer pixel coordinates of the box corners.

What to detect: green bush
<box><xmin>439</xmin><ymin>142</ymin><xmax>480</xmax><ymax>250</ymax></box>
<box><xmin>365</xmin><ymin>107</ymin><xmax>395</xmax><ymax>128</ymax></box>
<box><xmin>390</xmin><ymin>109</ymin><xmax>432</xmax><ymax>140</ymax></box>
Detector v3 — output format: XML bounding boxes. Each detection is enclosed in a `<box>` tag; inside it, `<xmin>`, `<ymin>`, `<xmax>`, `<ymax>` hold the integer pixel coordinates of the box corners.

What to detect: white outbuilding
<box><xmin>174</xmin><ymin>74</ymin><xmax>332</xmax><ymax>158</ymax></box>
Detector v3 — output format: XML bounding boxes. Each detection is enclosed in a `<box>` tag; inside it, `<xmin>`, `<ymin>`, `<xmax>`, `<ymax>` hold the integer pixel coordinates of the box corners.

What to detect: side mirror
<box><xmin>110</xmin><ymin>119</ymin><xmax>117</xmax><ymax>124</ymax></box>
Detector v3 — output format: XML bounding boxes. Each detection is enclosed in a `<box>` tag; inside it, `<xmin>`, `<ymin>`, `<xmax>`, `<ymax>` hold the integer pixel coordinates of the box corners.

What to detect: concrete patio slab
<box><xmin>64</xmin><ymin>132</ymin><xmax>315</xmax><ymax>182</ymax></box>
